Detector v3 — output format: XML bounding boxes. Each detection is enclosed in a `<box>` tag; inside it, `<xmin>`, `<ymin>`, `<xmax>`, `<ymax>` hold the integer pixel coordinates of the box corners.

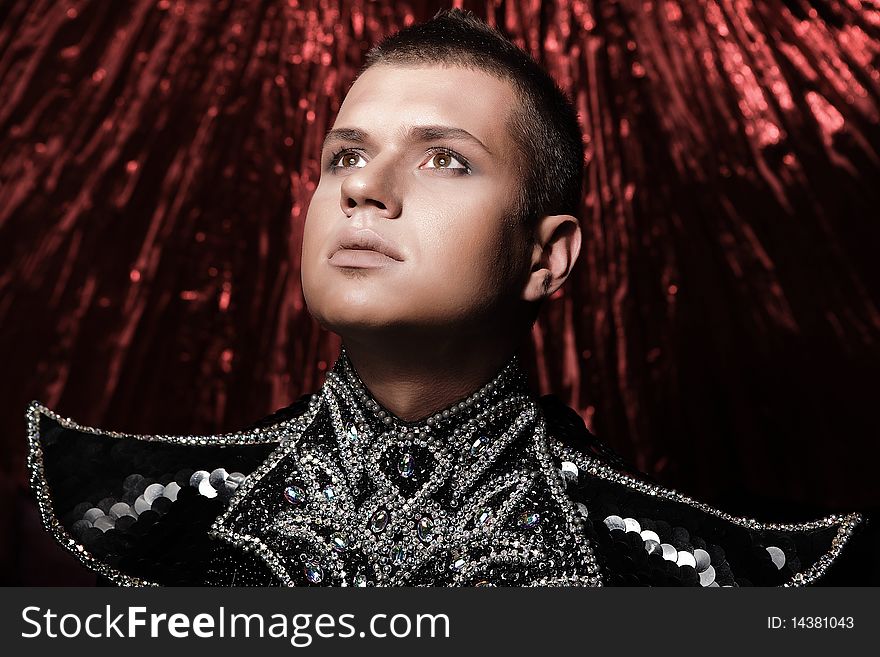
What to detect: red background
<box><xmin>1</xmin><ymin>0</ymin><xmax>878</xmax><ymax>584</ymax></box>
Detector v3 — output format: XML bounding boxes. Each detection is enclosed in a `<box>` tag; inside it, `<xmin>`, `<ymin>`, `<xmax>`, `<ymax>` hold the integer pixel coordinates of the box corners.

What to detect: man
<box><xmin>27</xmin><ymin>9</ymin><xmax>873</xmax><ymax>586</ymax></box>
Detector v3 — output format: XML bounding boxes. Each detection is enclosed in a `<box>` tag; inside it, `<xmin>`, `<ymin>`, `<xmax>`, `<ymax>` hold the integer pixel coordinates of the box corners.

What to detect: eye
<box><xmin>422</xmin><ymin>148</ymin><xmax>470</xmax><ymax>174</ymax></box>
<box><xmin>329</xmin><ymin>149</ymin><xmax>367</xmax><ymax>170</ymax></box>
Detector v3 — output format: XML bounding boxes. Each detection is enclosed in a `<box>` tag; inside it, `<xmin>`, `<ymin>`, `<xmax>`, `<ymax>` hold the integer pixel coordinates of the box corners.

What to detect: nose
<box><xmin>339</xmin><ymin>156</ymin><xmax>403</xmax><ymax>219</ymax></box>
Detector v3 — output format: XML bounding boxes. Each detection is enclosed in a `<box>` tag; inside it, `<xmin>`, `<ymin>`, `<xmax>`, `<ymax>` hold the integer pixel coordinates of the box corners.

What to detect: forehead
<box><xmin>334</xmin><ymin>64</ymin><xmax>519</xmax><ymax>150</ymax></box>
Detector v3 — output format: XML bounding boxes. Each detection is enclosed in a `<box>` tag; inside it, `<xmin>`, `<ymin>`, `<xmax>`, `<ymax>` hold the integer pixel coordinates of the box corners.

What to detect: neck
<box><xmin>339</xmin><ymin>335</ymin><xmax>524</xmax><ymax>422</ymax></box>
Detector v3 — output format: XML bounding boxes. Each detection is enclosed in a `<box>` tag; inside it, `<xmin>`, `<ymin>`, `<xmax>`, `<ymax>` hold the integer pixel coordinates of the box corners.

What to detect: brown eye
<box><xmin>423</xmin><ymin>149</ymin><xmax>468</xmax><ymax>173</ymax></box>
<box><xmin>331</xmin><ymin>151</ymin><xmax>366</xmax><ymax>169</ymax></box>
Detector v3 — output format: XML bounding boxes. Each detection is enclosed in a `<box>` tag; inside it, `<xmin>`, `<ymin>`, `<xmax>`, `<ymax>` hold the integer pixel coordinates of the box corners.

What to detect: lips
<box><xmin>329</xmin><ymin>249</ymin><xmax>397</xmax><ymax>268</ymax></box>
<box><xmin>329</xmin><ymin>227</ymin><xmax>405</xmax><ymax>262</ymax></box>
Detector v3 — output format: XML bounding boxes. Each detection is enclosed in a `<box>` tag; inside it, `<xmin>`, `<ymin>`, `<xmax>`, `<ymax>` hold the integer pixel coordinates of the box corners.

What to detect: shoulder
<box><xmin>537</xmin><ymin>394</ymin><xmax>649</xmax><ymax>479</ymax></box>
<box><xmin>25</xmin><ymin>395</ymin><xmax>315</xmax><ymax>586</ymax></box>
<box><xmin>538</xmin><ymin>394</ymin><xmax>871</xmax><ymax>586</ymax></box>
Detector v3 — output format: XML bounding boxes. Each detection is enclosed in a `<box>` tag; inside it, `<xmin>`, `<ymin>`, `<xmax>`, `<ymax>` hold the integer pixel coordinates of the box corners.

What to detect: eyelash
<box><xmin>327</xmin><ymin>146</ymin><xmax>472</xmax><ymax>175</ymax></box>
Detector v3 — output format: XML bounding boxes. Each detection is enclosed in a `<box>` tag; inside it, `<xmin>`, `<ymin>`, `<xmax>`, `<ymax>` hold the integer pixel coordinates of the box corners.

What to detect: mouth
<box><xmin>328</xmin><ymin>227</ymin><xmax>405</xmax><ymax>266</ymax></box>
<box><xmin>328</xmin><ymin>248</ymin><xmax>399</xmax><ymax>269</ymax></box>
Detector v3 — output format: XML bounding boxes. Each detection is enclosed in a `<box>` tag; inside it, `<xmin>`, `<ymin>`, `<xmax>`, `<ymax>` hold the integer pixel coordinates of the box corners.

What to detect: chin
<box><xmin>310</xmin><ymin>300</ymin><xmax>402</xmax><ymax>333</ymax></box>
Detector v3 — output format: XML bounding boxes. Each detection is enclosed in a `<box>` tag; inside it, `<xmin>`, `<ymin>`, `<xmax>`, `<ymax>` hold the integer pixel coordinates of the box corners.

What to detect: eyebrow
<box><xmin>321</xmin><ymin>125</ymin><xmax>492</xmax><ymax>156</ymax></box>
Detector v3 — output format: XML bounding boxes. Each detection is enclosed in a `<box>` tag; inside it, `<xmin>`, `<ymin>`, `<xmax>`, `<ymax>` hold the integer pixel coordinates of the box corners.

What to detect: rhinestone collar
<box><xmin>327</xmin><ymin>343</ymin><xmax>533</xmax><ymax>438</ymax></box>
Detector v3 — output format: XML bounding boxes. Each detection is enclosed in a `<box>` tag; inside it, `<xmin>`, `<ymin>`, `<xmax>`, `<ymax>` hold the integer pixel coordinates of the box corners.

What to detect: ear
<box><xmin>521</xmin><ymin>214</ymin><xmax>582</xmax><ymax>303</ymax></box>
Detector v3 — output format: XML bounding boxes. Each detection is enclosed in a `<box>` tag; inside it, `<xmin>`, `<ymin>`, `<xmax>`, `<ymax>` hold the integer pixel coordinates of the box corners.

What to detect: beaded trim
<box><xmin>25</xmin><ymin>400</ymin><xmax>308</xmax><ymax>587</ymax></box>
<box><xmin>552</xmin><ymin>443</ymin><xmax>863</xmax><ymax>587</ymax></box>
<box><xmin>26</xmin><ymin>400</ymin><xmax>307</xmax><ymax>446</ymax></box>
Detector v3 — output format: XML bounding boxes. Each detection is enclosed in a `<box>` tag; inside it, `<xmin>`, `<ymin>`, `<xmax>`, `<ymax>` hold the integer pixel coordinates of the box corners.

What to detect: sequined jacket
<box><xmin>26</xmin><ymin>389</ymin><xmax>876</xmax><ymax>587</ymax></box>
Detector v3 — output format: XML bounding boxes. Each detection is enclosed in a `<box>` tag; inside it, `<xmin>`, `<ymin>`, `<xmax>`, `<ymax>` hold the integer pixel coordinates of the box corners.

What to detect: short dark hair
<box><xmin>358</xmin><ymin>8</ymin><xmax>584</xmax><ymax>234</ymax></box>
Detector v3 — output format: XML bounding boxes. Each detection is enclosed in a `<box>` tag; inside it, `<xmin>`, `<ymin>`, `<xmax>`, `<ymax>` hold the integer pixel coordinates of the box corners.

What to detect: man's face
<box><xmin>301</xmin><ymin>64</ymin><xmax>530</xmax><ymax>343</ymax></box>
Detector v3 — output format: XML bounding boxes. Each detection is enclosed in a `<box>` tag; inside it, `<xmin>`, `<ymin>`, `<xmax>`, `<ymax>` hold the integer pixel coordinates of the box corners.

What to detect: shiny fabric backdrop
<box><xmin>1</xmin><ymin>0</ymin><xmax>878</xmax><ymax>584</ymax></box>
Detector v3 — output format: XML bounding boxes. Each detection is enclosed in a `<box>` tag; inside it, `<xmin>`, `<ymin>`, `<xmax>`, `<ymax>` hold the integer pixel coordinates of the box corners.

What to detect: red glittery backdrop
<box><xmin>1</xmin><ymin>0</ymin><xmax>878</xmax><ymax>584</ymax></box>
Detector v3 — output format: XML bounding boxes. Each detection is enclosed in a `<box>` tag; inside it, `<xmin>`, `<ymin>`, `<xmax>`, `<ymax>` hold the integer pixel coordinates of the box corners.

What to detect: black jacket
<box><xmin>26</xmin><ymin>394</ymin><xmax>877</xmax><ymax>586</ymax></box>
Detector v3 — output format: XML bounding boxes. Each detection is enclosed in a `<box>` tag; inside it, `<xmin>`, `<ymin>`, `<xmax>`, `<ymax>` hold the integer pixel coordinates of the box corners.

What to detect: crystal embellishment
<box><xmin>283</xmin><ymin>485</ymin><xmax>306</xmax><ymax>506</ymax></box>
<box><xmin>518</xmin><ymin>511</ymin><xmax>540</xmax><ymax>529</ymax></box>
<box><xmin>449</xmin><ymin>552</ymin><xmax>467</xmax><ymax>572</ymax></box>
<box><xmin>370</xmin><ymin>508</ymin><xmax>389</xmax><ymax>533</ymax></box>
<box><xmin>303</xmin><ymin>561</ymin><xmax>323</xmax><ymax>584</ymax></box>
<box><xmin>469</xmin><ymin>435</ymin><xmax>489</xmax><ymax>457</ymax></box>
<box><xmin>417</xmin><ymin>516</ymin><xmax>435</xmax><ymax>542</ymax></box>
<box><xmin>398</xmin><ymin>453</ymin><xmax>415</xmax><ymax>478</ymax></box>
<box><xmin>331</xmin><ymin>533</ymin><xmax>349</xmax><ymax>552</ymax></box>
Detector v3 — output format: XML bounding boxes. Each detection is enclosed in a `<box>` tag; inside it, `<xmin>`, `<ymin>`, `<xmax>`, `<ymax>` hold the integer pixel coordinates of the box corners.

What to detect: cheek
<box><xmin>301</xmin><ymin>203</ymin><xmax>335</xmax><ymax>300</ymax></box>
<box><xmin>302</xmin><ymin>219</ymin><xmax>321</xmax><ymax>259</ymax></box>
<box><xmin>416</xmin><ymin>211</ymin><xmax>519</xmax><ymax>299</ymax></box>
<box><xmin>302</xmin><ymin>190</ymin><xmax>336</xmax><ymax>256</ymax></box>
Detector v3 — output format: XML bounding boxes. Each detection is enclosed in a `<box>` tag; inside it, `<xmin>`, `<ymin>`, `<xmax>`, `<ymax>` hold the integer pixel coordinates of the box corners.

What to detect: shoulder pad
<box><xmin>552</xmin><ymin>441</ymin><xmax>864</xmax><ymax>587</ymax></box>
<box><xmin>26</xmin><ymin>396</ymin><xmax>315</xmax><ymax>586</ymax></box>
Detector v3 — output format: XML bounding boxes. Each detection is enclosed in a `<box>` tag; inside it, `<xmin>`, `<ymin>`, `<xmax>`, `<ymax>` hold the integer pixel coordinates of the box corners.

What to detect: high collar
<box><xmin>294</xmin><ymin>344</ymin><xmax>544</xmax><ymax>515</ymax></box>
<box><xmin>323</xmin><ymin>344</ymin><xmax>534</xmax><ymax>441</ymax></box>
